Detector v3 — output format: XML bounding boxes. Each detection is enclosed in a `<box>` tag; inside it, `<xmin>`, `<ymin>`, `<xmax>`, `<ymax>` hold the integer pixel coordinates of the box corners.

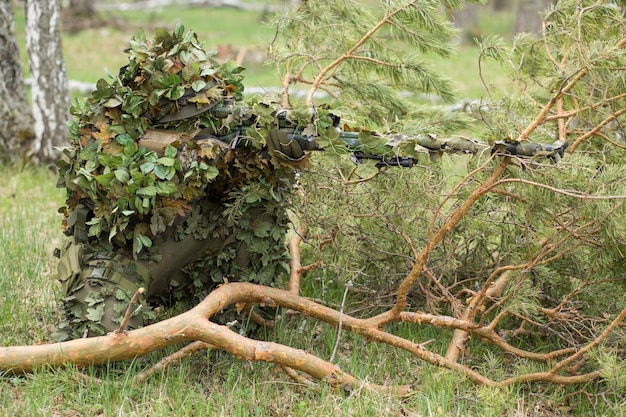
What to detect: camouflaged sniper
<box><xmin>53</xmin><ymin>25</ymin><xmax>568</xmax><ymax>340</ymax></box>
<box><xmin>54</xmin><ymin>25</ymin><xmax>301</xmax><ymax>340</ymax></box>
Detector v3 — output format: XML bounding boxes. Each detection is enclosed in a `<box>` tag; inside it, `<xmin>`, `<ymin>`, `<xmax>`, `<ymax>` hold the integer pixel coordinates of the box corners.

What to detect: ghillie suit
<box><xmin>54</xmin><ymin>26</ymin><xmax>317</xmax><ymax>340</ymax></box>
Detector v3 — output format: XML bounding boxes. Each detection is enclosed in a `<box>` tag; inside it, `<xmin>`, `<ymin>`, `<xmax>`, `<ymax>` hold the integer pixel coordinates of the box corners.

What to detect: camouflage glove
<box><xmin>267</xmin><ymin>128</ymin><xmax>305</xmax><ymax>161</ymax></box>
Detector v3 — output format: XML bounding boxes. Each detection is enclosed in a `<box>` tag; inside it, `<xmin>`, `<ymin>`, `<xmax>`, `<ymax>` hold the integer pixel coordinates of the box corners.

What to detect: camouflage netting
<box><xmin>53</xmin><ymin>25</ymin><xmax>322</xmax><ymax>340</ymax></box>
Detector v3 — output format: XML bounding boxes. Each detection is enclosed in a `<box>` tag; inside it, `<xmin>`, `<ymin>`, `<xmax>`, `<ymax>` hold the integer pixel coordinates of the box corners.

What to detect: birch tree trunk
<box><xmin>25</xmin><ymin>0</ymin><xmax>70</xmax><ymax>163</ymax></box>
<box><xmin>0</xmin><ymin>0</ymin><xmax>35</xmax><ymax>162</ymax></box>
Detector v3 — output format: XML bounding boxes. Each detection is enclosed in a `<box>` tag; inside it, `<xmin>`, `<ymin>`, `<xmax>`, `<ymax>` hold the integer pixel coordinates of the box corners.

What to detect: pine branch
<box><xmin>305</xmin><ymin>0</ymin><xmax>432</xmax><ymax>105</ymax></box>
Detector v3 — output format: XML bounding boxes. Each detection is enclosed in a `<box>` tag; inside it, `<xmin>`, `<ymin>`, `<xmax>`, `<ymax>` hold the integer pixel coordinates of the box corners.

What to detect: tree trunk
<box><xmin>25</xmin><ymin>0</ymin><xmax>70</xmax><ymax>163</ymax></box>
<box><xmin>62</xmin><ymin>0</ymin><xmax>105</xmax><ymax>33</ymax></box>
<box><xmin>452</xmin><ymin>5</ymin><xmax>479</xmax><ymax>44</ymax></box>
<box><xmin>513</xmin><ymin>0</ymin><xmax>554</xmax><ymax>35</ymax></box>
<box><xmin>0</xmin><ymin>0</ymin><xmax>35</xmax><ymax>163</ymax></box>
<box><xmin>492</xmin><ymin>0</ymin><xmax>510</xmax><ymax>12</ymax></box>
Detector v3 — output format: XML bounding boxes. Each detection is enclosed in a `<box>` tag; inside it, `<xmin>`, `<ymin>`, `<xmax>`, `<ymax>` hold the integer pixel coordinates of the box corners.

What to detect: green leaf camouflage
<box><xmin>54</xmin><ymin>26</ymin><xmax>302</xmax><ymax>340</ymax></box>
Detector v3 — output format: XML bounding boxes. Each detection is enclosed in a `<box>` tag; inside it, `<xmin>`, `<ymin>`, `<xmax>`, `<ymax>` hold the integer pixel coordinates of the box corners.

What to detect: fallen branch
<box><xmin>400</xmin><ymin>311</ymin><xmax>577</xmax><ymax>362</ymax></box>
<box><xmin>444</xmin><ymin>271</ymin><xmax>511</xmax><ymax>363</ymax></box>
<box><xmin>287</xmin><ymin>223</ymin><xmax>307</xmax><ymax>294</ymax></box>
<box><xmin>135</xmin><ymin>340</ymin><xmax>214</xmax><ymax>383</ymax></box>
<box><xmin>1</xmin><ymin>279</ymin><xmax>624</xmax><ymax>392</ymax></box>
<box><xmin>115</xmin><ymin>287</ymin><xmax>145</xmax><ymax>334</ymax></box>
<box><xmin>0</xmin><ymin>283</ymin><xmax>411</xmax><ymax>395</ymax></box>
<box><xmin>280</xmin><ymin>365</ymin><xmax>316</xmax><ymax>386</ymax></box>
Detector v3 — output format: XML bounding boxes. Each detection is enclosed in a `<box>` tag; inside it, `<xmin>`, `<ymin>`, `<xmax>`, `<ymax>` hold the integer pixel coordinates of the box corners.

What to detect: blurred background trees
<box><xmin>453</xmin><ymin>0</ymin><xmax>557</xmax><ymax>40</ymax></box>
<box><xmin>0</xmin><ymin>0</ymin><xmax>34</xmax><ymax>162</ymax></box>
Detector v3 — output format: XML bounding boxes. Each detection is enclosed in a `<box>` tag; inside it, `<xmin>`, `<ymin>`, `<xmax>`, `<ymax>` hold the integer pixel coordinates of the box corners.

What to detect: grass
<box><xmin>62</xmin><ymin>6</ymin><xmax>280</xmax><ymax>86</ymax></box>
<box><xmin>0</xmin><ymin>165</ymin><xmax>63</xmax><ymax>347</ymax></box>
<box><xmin>3</xmin><ymin>3</ymin><xmax>626</xmax><ymax>417</ymax></box>
<box><xmin>1</xmin><ymin>163</ymin><xmax>625</xmax><ymax>415</ymax></box>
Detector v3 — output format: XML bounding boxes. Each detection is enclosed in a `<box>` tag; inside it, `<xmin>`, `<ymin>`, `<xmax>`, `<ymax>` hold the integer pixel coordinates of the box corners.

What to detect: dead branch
<box><xmin>287</xmin><ymin>224</ymin><xmax>307</xmax><ymax>294</ymax></box>
<box><xmin>241</xmin><ymin>304</ymin><xmax>276</xmax><ymax>329</ymax></box>
<box><xmin>115</xmin><ymin>287</ymin><xmax>145</xmax><ymax>334</ymax></box>
<box><xmin>543</xmin><ymin>92</ymin><xmax>626</xmax><ymax>122</ymax></box>
<box><xmin>495</xmin><ymin>306</ymin><xmax>626</xmax><ymax>387</ymax></box>
<box><xmin>400</xmin><ymin>311</ymin><xmax>577</xmax><ymax>362</ymax></box>
<box><xmin>569</xmin><ymin>107</ymin><xmax>626</xmax><ymax>151</ymax></box>
<box><xmin>444</xmin><ymin>270</ymin><xmax>512</xmax><ymax>363</ymax></box>
<box><xmin>377</xmin><ymin>158</ymin><xmax>509</xmax><ymax>324</ymax></box>
<box><xmin>0</xmin><ymin>283</ymin><xmax>411</xmax><ymax>395</ymax></box>
<box><xmin>280</xmin><ymin>365</ymin><xmax>315</xmax><ymax>386</ymax></box>
<box><xmin>135</xmin><ymin>341</ymin><xmax>214</xmax><ymax>383</ymax></box>
<box><xmin>1</xmin><ymin>280</ymin><xmax>623</xmax><ymax>393</ymax></box>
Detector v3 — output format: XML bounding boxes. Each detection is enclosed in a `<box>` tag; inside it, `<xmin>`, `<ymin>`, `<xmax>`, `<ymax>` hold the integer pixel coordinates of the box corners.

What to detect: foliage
<box><xmin>59</xmin><ymin>25</ymin><xmax>238</xmax><ymax>252</ymax></box>
<box><xmin>54</xmin><ymin>22</ymin><xmax>399</xmax><ymax>338</ymax></box>
<box><xmin>54</xmin><ymin>25</ymin><xmax>307</xmax><ymax>338</ymax></box>
<box><xmin>3</xmin><ymin>163</ymin><xmax>626</xmax><ymax>416</ymax></box>
<box><xmin>38</xmin><ymin>0</ymin><xmax>626</xmax><ymax>397</ymax></box>
<box><xmin>269</xmin><ymin>0</ymin><xmax>486</xmax><ymax>125</ymax></box>
<box><xmin>290</xmin><ymin>0</ymin><xmax>626</xmax><ymax>396</ymax></box>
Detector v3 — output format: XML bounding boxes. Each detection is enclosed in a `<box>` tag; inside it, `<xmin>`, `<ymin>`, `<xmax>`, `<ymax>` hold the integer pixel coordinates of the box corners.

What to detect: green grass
<box><xmin>62</xmin><ymin>6</ymin><xmax>279</xmax><ymax>85</ymax></box>
<box><xmin>13</xmin><ymin>4</ymin><xmax>280</xmax><ymax>88</ymax></box>
<box><xmin>1</xmin><ymin>163</ymin><xmax>625</xmax><ymax>417</ymax></box>
<box><xmin>0</xmin><ymin>165</ymin><xmax>64</xmax><ymax>347</ymax></box>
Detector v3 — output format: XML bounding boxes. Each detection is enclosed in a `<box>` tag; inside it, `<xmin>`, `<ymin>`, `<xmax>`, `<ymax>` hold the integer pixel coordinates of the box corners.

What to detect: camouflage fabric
<box><xmin>53</xmin><ymin>198</ymin><xmax>289</xmax><ymax>340</ymax></box>
<box><xmin>53</xmin><ymin>239</ymin><xmax>153</xmax><ymax>340</ymax></box>
<box><xmin>53</xmin><ymin>25</ymin><xmax>302</xmax><ymax>340</ymax></box>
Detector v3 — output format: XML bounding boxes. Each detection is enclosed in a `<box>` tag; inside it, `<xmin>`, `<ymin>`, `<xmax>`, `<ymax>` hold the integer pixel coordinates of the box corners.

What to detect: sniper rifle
<box><xmin>139</xmin><ymin>104</ymin><xmax>569</xmax><ymax>167</ymax></box>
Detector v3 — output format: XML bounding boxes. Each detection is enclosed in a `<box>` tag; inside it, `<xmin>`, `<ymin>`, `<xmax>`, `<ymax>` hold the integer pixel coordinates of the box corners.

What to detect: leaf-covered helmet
<box><xmin>59</xmin><ymin>25</ymin><xmax>246</xmax><ymax>251</ymax></box>
<box><xmin>85</xmin><ymin>23</ymin><xmax>245</xmax><ymax>138</ymax></box>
